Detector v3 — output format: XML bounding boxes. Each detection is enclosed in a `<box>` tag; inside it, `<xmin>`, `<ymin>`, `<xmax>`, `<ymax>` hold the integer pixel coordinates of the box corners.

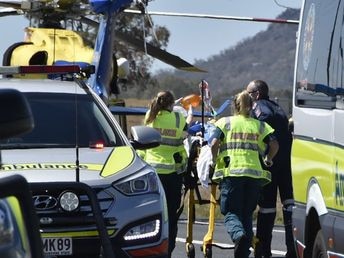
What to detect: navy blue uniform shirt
<box><xmin>252</xmin><ymin>98</ymin><xmax>292</xmax><ymax>159</ymax></box>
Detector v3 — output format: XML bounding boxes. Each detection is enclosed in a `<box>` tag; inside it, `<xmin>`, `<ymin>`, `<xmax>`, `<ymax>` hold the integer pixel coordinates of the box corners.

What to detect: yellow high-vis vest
<box><xmin>144</xmin><ymin>110</ymin><xmax>187</xmax><ymax>174</ymax></box>
<box><xmin>213</xmin><ymin>115</ymin><xmax>274</xmax><ymax>185</ymax></box>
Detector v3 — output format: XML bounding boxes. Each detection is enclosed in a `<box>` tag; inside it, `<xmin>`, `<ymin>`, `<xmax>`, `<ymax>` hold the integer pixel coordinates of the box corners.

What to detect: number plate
<box><xmin>42</xmin><ymin>237</ymin><xmax>72</xmax><ymax>256</ymax></box>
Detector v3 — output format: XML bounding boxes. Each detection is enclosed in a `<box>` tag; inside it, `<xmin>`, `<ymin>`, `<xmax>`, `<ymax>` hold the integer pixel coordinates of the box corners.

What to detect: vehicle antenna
<box><xmin>74</xmin><ymin>78</ymin><xmax>80</xmax><ymax>182</ymax></box>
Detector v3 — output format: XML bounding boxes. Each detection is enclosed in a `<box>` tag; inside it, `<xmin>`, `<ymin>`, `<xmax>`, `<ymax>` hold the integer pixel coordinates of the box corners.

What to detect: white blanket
<box><xmin>196</xmin><ymin>145</ymin><xmax>213</xmax><ymax>188</ymax></box>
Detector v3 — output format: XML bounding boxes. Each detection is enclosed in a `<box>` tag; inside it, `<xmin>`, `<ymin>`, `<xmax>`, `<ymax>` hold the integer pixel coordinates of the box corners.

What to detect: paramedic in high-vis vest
<box><xmin>142</xmin><ymin>91</ymin><xmax>192</xmax><ymax>258</ymax></box>
<box><xmin>210</xmin><ymin>90</ymin><xmax>279</xmax><ymax>258</ymax></box>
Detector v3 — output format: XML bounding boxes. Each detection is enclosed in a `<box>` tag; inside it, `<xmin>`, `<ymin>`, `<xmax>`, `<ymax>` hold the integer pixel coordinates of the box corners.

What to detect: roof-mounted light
<box><xmin>89</xmin><ymin>140</ymin><xmax>105</xmax><ymax>149</ymax></box>
<box><xmin>0</xmin><ymin>65</ymin><xmax>80</xmax><ymax>75</ymax></box>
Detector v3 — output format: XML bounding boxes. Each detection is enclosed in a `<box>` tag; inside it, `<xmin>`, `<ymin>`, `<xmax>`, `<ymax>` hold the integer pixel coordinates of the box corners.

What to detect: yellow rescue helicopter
<box><xmin>0</xmin><ymin>0</ymin><xmax>206</xmax><ymax>100</ymax></box>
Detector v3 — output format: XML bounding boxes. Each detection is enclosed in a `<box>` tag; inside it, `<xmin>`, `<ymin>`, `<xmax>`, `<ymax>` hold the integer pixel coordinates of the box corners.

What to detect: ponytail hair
<box><xmin>145</xmin><ymin>91</ymin><xmax>175</xmax><ymax>124</ymax></box>
<box><xmin>233</xmin><ymin>90</ymin><xmax>252</xmax><ymax>117</ymax></box>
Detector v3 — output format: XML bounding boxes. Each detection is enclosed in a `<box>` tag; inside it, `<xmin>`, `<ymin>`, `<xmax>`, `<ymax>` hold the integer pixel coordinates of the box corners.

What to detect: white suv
<box><xmin>0</xmin><ymin>65</ymin><xmax>168</xmax><ymax>258</ymax></box>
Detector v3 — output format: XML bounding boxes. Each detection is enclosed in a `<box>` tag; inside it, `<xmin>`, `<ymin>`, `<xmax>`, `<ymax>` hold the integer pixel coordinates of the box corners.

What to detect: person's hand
<box><xmin>174</xmin><ymin>97</ymin><xmax>183</xmax><ymax>104</ymax></box>
<box><xmin>263</xmin><ymin>156</ymin><xmax>273</xmax><ymax>167</ymax></box>
<box><xmin>187</xmin><ymin>105</ymin><xmax>193</xmax><ymax>116</ymax></box>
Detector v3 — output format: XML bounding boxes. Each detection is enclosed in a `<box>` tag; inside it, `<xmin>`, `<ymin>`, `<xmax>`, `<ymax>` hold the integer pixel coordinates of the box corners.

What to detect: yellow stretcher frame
<box><xmin>182</xmin><ymin>140</ymin><xmax>233</xmax><ymax>258</ymax></box>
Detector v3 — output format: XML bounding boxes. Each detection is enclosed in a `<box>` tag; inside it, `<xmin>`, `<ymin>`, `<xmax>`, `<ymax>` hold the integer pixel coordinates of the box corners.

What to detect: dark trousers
<box><xmin>158</xmin><ymin>172</ymin><xmax>182</xmax><ymax>258</ymax></box>
<box><xmin>220</xmin><ymin>176</ymin><xmax>262</xmax><ymax>258</ymax></box>
<box><xmin>256</xmin><ymin>155</ymin><xmax>295</xmax><ymax>257</ymax></box>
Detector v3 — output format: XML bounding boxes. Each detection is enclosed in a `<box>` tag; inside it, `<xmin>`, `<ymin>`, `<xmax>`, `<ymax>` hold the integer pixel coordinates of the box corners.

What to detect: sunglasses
<box><xmin>248</xmin><ymin>89</ymin><xmax>258</xmax><ymax>94</ymax></box>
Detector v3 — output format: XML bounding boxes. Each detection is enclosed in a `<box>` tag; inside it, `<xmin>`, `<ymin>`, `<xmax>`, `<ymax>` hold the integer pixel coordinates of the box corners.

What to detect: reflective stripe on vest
<box><xmin>161</xmin><ymin>137</ymin><xmax>184</xmax><ymax>146</ymax></box>
<box><xmin>175</xmin><ymin>112</ymin><xmax>180</xmax><ymax>128</ymax></box>
<box><xmin>150</xmin><ymin>163</ymin><xmax>175</xmax><ymax>170</ymax></box>
<box><xmin>220</xmin><ymin>142</ymin><xmax>259</xmax><ymax>152</ymax></box>
<box><xmin>150</xmin><ymin>162</ymin><xmax>185</xmax><ymax>174</ymax></box>
<box><xmin>231</xmin><ymin>132</ymin><xmax>259</xmax><ymax>141</ymax></box>
<box><xmin>230</xmin><ymin>168</ymin><xmax>271</xmax><ymax>181</ymax></box>
<box><xmin>221</xmin><ymin>117</ymin><xmax>265</xmax><ymax>134</ymax></box>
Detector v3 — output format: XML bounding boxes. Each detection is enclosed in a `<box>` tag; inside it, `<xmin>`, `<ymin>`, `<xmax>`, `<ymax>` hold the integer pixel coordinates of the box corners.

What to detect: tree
<box><xmin>114</xmin><ymin>12</ymin><xmax>170</xmax><ymax>95</ymax></box>
<box><xmin>25</xmin><ymin>3</ymin><xmax>171</xmax><ymax>97</ymax></box>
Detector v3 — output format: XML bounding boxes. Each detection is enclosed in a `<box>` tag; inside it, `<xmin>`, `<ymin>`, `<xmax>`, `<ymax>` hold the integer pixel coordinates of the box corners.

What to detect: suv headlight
<box><xmin>123</xmin><ymin>219</ymin><xmax>160</xmax><ymax>241</ymax></box>
<box><xmin>113</xmin><ymin>170</ymin><xmax>160</xmax><ymax>195</ymax></box>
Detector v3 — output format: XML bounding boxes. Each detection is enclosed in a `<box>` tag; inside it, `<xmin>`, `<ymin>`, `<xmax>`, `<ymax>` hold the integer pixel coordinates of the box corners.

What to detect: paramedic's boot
<box><xmin>254</xmin><ymin>239</ymin><xmax>271</xmax><ymax>258</ymax></box>
<box><xmin>255</xmin><ymin>211</ymin><xmax>275</xmax><ymax>258</ymax></box>
<box><xmin>234</xmin><ymin>234</ymin><xmax>249</xmax><ymax>258</ymax></box>
<box><xmin>283</xmin><ymin>208</ymin><xmax>297</xmax><ymax>258</ymax></box>
<box><xmin>253</xmin><ymin>236</ymin><xmax>263</xmax><ymax>258</ymax></box>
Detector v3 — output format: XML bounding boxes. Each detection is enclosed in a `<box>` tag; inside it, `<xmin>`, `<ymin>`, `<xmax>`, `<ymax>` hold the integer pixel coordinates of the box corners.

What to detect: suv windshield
<box><xmin>0</xmin><ymin>92</ymin><xmax>123</xmax><ymax>148</ymax></box>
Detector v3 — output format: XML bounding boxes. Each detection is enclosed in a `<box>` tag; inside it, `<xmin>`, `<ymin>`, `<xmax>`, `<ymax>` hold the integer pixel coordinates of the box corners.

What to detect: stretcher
<box><xmin>181</xmin><ymin>137</ymin><xmax>234</xmax><ymax>258</ymax></box>
<box><xmin>178</xmin><ymin>82</ymin><xmax>235</xmax><ymax>257</ymax></box>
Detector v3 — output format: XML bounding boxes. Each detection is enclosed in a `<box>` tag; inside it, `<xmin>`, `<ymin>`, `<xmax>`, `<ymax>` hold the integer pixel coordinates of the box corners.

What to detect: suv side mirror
<box><xmin>0</xmin><ymin>90</ymin><xmax>42</xmax><ymax>257</ymax></box>
<box><xmin>130</xmin><ymin>125</ymin><xmax>161</xmax><ymax>150</ymax></box>
<box><xmin>0</xmin><ymin>89</ymin><xmax>34</xmax><ymax>139</ymax></box>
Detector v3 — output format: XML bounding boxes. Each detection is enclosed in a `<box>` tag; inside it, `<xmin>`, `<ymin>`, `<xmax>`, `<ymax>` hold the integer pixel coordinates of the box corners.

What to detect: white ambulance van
<box><xmin>291</xmin><ymin>0</ymin><xmax>344</xmax><ymax>257</ymax></box>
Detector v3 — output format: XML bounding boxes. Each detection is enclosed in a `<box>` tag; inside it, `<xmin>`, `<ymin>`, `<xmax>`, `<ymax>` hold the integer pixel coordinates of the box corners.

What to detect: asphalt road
<box><xmin>172</xmin><ymin>220</ymin><xmax>287</xmax><ymax>258</ymax></box>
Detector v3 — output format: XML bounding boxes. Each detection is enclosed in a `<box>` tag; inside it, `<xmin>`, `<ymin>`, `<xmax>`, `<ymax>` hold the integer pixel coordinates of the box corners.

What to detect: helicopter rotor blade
<box><xmin>0</xmin><ymin>0</ymin><xmax>21</xmax><ymax>9</ymax></box>
<box><xmin>0</xmin><ymin>0</ymin><xmax>91</xmax><ymax>20</ymax></box>
<box><xmin>79</xmin><ymin>16</ymin><xmax>97</xmax><ymax>27</ymax></box>
<box><xmin>116</xmin><ymin>31</ymin><xmax>206</xmax><ymax>72</ymax></box>
<box><xmin>80</xmin><ymin>16</ymin><xmax>207</xmax><ymax>73</ymax></box>
<box><xmin>0</xmin><ymin>7</ymin><xmax>20</xmax><ymax>16</ymax></box>
<box><xmin>0</xmin><ymin>2</ymin><xmax>207</xmax><ymax>72</ymax></box>
<box><xmin>124</xmin><ymin>9</ymin><xmax>299</xmax><ymax>25</ymax></box>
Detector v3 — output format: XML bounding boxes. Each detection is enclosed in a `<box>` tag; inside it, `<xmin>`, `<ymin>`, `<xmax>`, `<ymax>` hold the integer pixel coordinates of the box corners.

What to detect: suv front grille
<box><xmin>30</xmin><ymin>182</ymin><xmax>116</xmax><ymax>231</ymax></box>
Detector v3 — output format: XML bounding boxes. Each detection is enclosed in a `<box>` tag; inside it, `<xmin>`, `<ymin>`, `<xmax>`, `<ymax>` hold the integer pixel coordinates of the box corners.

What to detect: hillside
<box><xmin>152</xmin><ymin>8</ymin><xmax>300</xmax><ymax>110</ymax></box>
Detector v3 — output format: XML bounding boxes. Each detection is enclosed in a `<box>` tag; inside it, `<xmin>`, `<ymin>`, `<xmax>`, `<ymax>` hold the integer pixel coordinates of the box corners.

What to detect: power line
<box><xmin>124</xmin><ymin>9</ymin><xmax>299</xmax><ymax>25</ymax></box>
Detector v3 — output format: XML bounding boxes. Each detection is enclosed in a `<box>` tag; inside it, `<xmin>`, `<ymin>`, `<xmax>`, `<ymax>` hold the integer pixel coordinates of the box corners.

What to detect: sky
<box><xmin>147</xmin><ymin>0</ymin><xmax>301</xmax><ymax>72</ymax></box>
<box><xmin>0</xmin><ymin>0</ymin><xmax>301</xmax><ymax>72</ymax></box>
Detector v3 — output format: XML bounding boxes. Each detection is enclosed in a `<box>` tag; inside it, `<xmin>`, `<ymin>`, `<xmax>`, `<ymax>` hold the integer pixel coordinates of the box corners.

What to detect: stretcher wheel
<box><xmin>186</xmin><ymin>243</ymin><xmax>195</xmax><ymax>258</ymax></box>
<box><xmin>204</xmin><ymin>245</ymin><xmax>212</xmax><ymax>258</ymax></box>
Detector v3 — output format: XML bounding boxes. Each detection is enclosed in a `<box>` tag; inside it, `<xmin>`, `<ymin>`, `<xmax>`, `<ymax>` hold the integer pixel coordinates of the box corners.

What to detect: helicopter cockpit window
<box><xmin>29</xmin><ymin>51</ymin><xmax>48</xmax><ymax>65</ymax></box>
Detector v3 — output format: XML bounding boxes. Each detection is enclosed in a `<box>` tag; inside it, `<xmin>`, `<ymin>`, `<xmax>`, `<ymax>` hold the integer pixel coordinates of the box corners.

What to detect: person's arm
<box><xmin>264</xmin><ymin>137</ymin><xmax>279</xmax><ymax>167</ymax></box>
<box><xmin>186</xmin><ymin>105</ymin><xmax>193</xmax><ymax>125</ymax></box>
<box><xmin>209</xmin><ymin>127</ymin><xmax>224</xmax><ymax>165</ymax></box>
<box><xmin>210</xmin><ymin>137</ymin><xmax>220</xmax><ymax>166</ymax></box>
